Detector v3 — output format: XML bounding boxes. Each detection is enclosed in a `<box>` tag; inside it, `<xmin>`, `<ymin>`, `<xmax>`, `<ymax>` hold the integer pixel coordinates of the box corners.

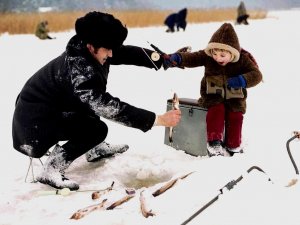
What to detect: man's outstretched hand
<box><xmin>156</xmin><ymin>109</ymin><xmax>181</xmax><ymax>127</ymax></box>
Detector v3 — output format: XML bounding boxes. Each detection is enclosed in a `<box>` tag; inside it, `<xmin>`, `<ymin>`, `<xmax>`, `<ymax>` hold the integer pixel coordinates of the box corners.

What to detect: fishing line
<box><xmin>140</xmin><ymin>46</ymin><xmax>159</xmax><ymax>71</ymax></box>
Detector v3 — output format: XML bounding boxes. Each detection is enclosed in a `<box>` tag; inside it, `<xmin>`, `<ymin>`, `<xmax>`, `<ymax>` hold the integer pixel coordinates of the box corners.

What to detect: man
<box><xmin>164</xmin><ymin>12</ymin><xmax>177</xmax><ymax>32</ymax></box>
<box><xmin>164</xmin><ymin>8</ymin><xmax>188</xmax><ymax>33</ymax></box>
<box><xmin>176</xmin><ymin>8</ymin><xmax>187</xmax><ymax>31</ymax></box>
<box><xmin>12</xmin><ymin>11</ymin><xmax>181</xmax><ymax>190</ymax></box>
<box><xmin>236</xmin><ymin>1</ymin><xmax>249</xmax><ymax>25</ymax></box>
<box><xmin>35</xmin><ymin>20</ymin><xmax>55</xmax><ymax>39</ymax></box>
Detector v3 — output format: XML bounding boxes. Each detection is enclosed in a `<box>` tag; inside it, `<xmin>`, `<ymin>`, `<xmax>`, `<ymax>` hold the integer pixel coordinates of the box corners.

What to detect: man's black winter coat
<box><xmin>12</xmin><ymin>35</ymin><xmax>163</xmax><ymax>157</ymax></box>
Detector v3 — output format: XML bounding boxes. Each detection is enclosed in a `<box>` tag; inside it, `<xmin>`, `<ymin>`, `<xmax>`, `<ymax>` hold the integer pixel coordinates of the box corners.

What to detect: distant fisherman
<box><xmin>35</xmin><ymin>20</ymin><xmax>55</xmax><ymax>39</ymax></box>
<box><xmin>236</xmin><ymin>1</ymin><xmax>250</xmax><ymax>25</ymax></box>
<box><xmin>164</xmin><ymin>8</ymin><xmax>188</xmax><ymax>32</ymax></box>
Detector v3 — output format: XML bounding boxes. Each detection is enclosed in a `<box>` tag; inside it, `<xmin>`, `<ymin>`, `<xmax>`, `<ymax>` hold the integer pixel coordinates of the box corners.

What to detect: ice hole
<box><xmin>120</xmin><ymin>173</ymin><xmax>173</xmax><ymax>189</ymax></box>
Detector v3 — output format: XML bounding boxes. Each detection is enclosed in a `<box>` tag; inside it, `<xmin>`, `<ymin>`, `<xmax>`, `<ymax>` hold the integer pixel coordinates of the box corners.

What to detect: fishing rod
<box><xmin>286</xmin><ymin>134</ymin><xmax>299</xmax><ymax>175</ymax></box>
<box><xmin>181</xmin><ymin>166</ymin><xmax>272</xmax><ymax>225</ymax></box>
<box><xmin>37</xmin><ymin>181</ymin><xmax>115</xmax><ymax>197</ymax></box>
<box><xmin>149</xmin><ymin>41</ymin><xmax>184</xmax><ymax>68</ymax></box>
<box><xmin>141</xmin><ymin>41</ymin><xmax>191</xmax><ymax>71</ymax></box>
<box><xmin>147</xmin><ymin>41</ymin><xmax>180</xmax><ymax>69</ymax></box>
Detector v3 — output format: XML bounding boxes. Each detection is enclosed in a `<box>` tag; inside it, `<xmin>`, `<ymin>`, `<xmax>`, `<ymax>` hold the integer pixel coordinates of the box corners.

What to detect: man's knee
<box><xmin>84</xmin><ymin>120</ymin><xmax>108</xmax><ymax>146</ymax></box>
<box><xmin>14</xmin><ymin>142</ymin><xmax>49</xmax><ymax>158</ymax></box>
<box><xmin>94</xmin><ymin>120</ymin><xmax>108</xmax><ymax>142</ymax></box>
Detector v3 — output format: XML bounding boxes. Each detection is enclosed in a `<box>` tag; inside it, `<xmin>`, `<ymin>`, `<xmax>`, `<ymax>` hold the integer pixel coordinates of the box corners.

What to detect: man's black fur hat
<box><xmin>75</xmin><ymin>11</ymin><xmax>128</xmax><ymax>49</ymax></box>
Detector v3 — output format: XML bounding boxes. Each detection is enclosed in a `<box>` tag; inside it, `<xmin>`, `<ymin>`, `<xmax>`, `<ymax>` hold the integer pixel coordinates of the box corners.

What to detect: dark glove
<box><xmin>227</xmin><ymin>75</ymin><xmax>247</xmax><ymax>88</ymax></box>
<box><xmin>163</xmin><ymin>53</ymin><xmax>182</xmax><ymax>70</ymax></box>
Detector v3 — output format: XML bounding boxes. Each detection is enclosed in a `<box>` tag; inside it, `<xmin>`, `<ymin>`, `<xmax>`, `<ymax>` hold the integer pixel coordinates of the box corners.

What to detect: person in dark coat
<box><xmin>163</xmin><ymin>23</ymin><xmax>262</xmax><ymax>157</ymax></box>
<box><xmin>12</xmin><ymin>11</ymin><xmax>181</xmax><ymax>190</ymax></box>
<box><xmin>164</xmin><ymin>12</ymin><xmax>177</xmax><ymax>32</ymax></box>
<box><xmin>236</xmin><ymin>1</ymin><xmax>249</xmax><ymax>25</ymax></box>
<box><xmin>176</xmin><ymin>8</ymin><xmax>187</xmax><ymax>31</ymax></box>
<box><xmin>164</xmin><ymin>8</ymin><xmax>188</xmax><ymax>32</ymax></box>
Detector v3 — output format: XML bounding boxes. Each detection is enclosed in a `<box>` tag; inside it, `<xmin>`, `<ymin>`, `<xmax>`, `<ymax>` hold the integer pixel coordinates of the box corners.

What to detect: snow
<box><xmin>1</xmin><ymin>10</ymin><xmax>300</xmax><ymax>225</ymax></box>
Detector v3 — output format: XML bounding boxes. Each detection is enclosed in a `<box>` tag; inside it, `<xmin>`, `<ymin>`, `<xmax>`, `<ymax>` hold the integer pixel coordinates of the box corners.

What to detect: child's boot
<box><xmin>207</xmin><ymin>140</ymin><xmax>231</xmax><ymax>157</ymax></box>
<box><xmin>226</xmin><ymin>146</ymin><xmax>244</xmax><ymax>156</ymax></box>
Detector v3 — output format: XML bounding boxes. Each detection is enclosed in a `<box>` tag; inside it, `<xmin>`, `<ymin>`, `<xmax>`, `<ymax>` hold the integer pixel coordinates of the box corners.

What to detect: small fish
<box><xmin>152</xmin><ymin>172</ymin><xmax>193</xmax><ymax>197</ymax></box>
<box><xmin>70</xmin><ymin>199</ymin><xmax>107</xmax><ymax>220</ymax></box>
<box><xmin>286</xmin><ymin>178</ymin><xmax>298</xmax><ymax>187</ymax></box>
<box><xmin>169</xmin><ymin>93</ymin><xmax>179</xmax><ymax>143</ymax></box>
<box><xmin>140</xmin><ymin>190</ymin><xmax>155</xmax><ymax>218</ymax></box>
<box><xmin>91</xmin><ymin>181</ymin><xmax>114</xmax><ymax>200</ymax></box>
<box><xmin>106</xmin><ymin>195</ymin><xmax>135</xmax><ymax>210</ymax></box>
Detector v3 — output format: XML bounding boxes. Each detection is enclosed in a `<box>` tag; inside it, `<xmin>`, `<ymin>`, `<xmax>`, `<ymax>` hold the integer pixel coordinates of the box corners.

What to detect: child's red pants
<box><xmin>206</xmin><ymin>103</ymin><xmax>243</xmax><ymax>148</ymax></box>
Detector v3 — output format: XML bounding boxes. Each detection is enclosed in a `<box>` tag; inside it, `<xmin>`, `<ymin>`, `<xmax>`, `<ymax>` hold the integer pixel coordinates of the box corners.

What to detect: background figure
<box><xmin>176</xmin><ymin>8</ymin><xmax>187</xmax><ymax>31</ymax></box>
<box><xmin>164</xmin><ymin>8</ymin><xmax>188</xmax><ymax>32</ymax></box>
<box><xmin>236</xmin><ymin>1</ymin><xmax>249</xmax><ymax>25</ymax></box>
<box><xmin>164</xmin><ymin>12</ymin><xmax>177</xmax><ymax>32</ymax></box>
<box><xmin>35</xmin><ymin>20</ymin><xmax>55</xmax><ymax>39</ymax></box>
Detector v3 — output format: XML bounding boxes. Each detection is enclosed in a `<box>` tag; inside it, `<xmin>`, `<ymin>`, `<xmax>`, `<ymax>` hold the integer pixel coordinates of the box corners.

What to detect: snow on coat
<box><xmin>12</xmin><ymin>35</ymin><xmax>163</xmax><ymax>157</ymax></box>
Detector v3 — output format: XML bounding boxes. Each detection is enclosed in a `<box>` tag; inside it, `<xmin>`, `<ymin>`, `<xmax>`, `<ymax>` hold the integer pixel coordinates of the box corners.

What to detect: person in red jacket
<box><xmin>12</xmin><ymin>11</ymin><xmax>181</xmax><ymax>190</ymax></box>
<box><xmin>164</xmin><ymin>23</ymin><xmax>262</xmax><ymax>157</ymax></box>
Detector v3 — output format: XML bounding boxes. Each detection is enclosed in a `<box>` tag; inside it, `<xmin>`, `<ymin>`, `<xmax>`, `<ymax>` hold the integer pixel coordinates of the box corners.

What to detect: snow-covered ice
<box><xmin>1</xmin><ymin>10</ymin><xmax>300</xmax><ymax>225</ymax></box>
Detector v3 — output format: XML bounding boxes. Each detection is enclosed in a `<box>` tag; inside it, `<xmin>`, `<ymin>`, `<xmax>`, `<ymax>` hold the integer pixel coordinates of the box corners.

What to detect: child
<box><xmin>165</xmin><ymin>23</ymin><xmax>262</xmax><ymax>156</ymax></box>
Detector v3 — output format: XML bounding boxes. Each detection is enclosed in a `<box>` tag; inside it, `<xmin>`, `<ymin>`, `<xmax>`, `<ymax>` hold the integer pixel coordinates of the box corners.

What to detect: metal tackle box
<box><xmin>164</xmin><ymin>98</ymin><xmax>208</xmax><ymax>156</ymax></box>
